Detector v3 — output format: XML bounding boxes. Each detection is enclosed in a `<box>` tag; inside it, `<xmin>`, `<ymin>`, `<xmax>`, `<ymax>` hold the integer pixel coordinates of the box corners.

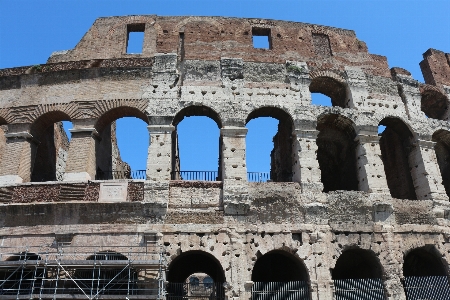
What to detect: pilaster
<box><xmin>146</xmin><ymin>125</ymin><xmax>175</xmax><ymax>182</ymax></box>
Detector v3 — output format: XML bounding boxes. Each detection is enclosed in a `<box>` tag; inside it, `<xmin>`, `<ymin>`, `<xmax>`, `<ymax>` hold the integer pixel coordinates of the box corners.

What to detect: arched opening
<box><xmin>30</xmin><ymin>112</ymin><xmax>72</xmax><ymax>182</ymax></box>
<box><xmin>251</xmin><ymin>250</ymin><xmax>310</xmax><ymax>300</ymax></box>
<box><xmin>95</xmin><ymin>107</ymin><xmax>149</xmax><ymax>180</ymax></box>
<box><xmin>167</xmin><ymin>251</ymin><xmax>225</xmax><ymax>300</ymax></box>
<box><xmin>309</xmin><ymin>76</ymin><xmax>347</xmax><ymax>108</ymax></box>
<box><xmin>69</xmin><ymin>251</ymin><xmax>137</xmax><ymax>296</ymax></box>
<box><xmin>172</xmin><ymin>106</ymin><xmax>221</xmax><ymax>181</ymax></box>
<box><xmin>0</xmin><ymin>252</ymin><xmax>43</xmax><ymax>296</ymax></box>
<box><xmin>403</xmin><ymin>246</ymin><xmax>450</xmax><ymax>299</ymax></box>
<box><xmin>246</xmin><ymin>107</ymin><xmax>293</xmax><ymax>182</ymax></box>
<box><xmin>316</xmin><ymin>114</ymin><xmax>358</xmax><ymax>192</ymax></box>
<box><xmin>420</xmin><ymin>89</ymin><xmax>448</xmax><ymax>120</ymax></box>
<box><xmin>332</xmin><ymin>248</ymin><xmax>385</xmax><ymax>299</ymax></box>
<box><xmin>378</xmin><ymin>117</ymin><xmax>417</xmax><ymax>199</ymax></box>
<box><xmin>432</xmin><ymin>130</ymin><xmax>450</xmax><ymax>197</ymax></box>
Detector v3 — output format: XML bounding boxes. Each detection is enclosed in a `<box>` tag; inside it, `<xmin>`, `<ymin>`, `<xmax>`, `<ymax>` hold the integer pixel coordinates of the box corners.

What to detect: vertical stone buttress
<box><xmin>63</xmin><ymin>121</ymin><xmax>98</xmax><ymax>181</ymax></box>
<box><xmin>221</xmin><ymin>126</ymin><xmax>250</xmax><ymax>214</ymax></box>
<box><xmin>146</xmin><ymin>125</ymin><xmax>174</xmax><ymax>181</ymax></box>
<box><xmin>0</xmin><ymin>126</ymin><xmax>37</xmax><ymax>184</ymax></box>
<box><xmin>292</xmin><ymin>129</ymin><xmax>323</xmax><ymax>192</ymax></box>
<box><xmin>355</xmin><ymin>127</ymin><xmax>390</xmax><ymax>194</ymax></box>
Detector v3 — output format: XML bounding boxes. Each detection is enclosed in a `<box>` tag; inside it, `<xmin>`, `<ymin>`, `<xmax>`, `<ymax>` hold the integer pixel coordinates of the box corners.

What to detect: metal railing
<box><xmin>171</xmin><ymin>171</ymin><xmax>219</xmax><ymax>181</ymax></box>
<box><xmin>247</xmin><ymin>172</ymin><xmax>270</xmax><ymax>182</ymax></box>
<box><xmin>0</xmin><ymin>245</ymin><xmax>167</xmax><ymax>299</ymax></box>
<box><xmin>403</xmin><ymin>276</ymin><xmax>450</xmax><ymax>300</ymax></box>
<box><xmin>334</xmin><ymin>278</ymin><xmax>385</xmax><ymax>300</ymax></box>
<box><xmin>167</xmin><ymin>282</ymin><xmax>225</xmax><ymax>300</ymax></box>
<box><xmin>95</xmin><ymin>170</ymin><xmax>146</xmax><ymax>180</ymax></box>
<box><xmin>251</xmin><ymin>281</ymin><xmax>310</xmax><ymax>300</ymax></box>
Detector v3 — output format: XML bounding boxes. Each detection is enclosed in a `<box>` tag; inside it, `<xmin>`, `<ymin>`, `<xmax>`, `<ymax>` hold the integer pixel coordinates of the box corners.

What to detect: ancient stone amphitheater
<box><xmin>0</xmin><ymin>15</ymin><xmax>449</xmax><ymax>300</ymax></box>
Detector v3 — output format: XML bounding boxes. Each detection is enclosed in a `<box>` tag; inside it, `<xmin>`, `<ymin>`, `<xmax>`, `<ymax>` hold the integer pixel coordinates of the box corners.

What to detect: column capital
<box><xmin>69</xmin><ymin>127</ymin><xmax>99</xmax><ymax>137</ymax></box>
<box><xmin>4</xmin><ymin>131</ymin><xmax>39</xmax><ymax>144</ymax></box>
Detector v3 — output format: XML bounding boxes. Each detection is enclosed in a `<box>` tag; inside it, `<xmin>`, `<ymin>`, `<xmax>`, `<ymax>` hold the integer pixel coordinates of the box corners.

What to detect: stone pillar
<box><xmin>220</xmin><ymin>126</ymin><xmax>247</xmax><ymax>181</ymax></box>
<box><xmin>355</xmin><ymin>128</ymin><xmax>390</xmax><ymax>194</ymax></box>
<box><xmin>410</xmin><ymin>139</ymin><xmax>449</xmax><ymax>200</ymax></box>
<box><xmin>345</xmin><ymin>66</ymin><xmax>370</xmax><ymax>109</ymax></box>
<box><xmin>146</xmin><ymin>125</ymin><xmax>175</xmax><ymax>181</ymax></box>
<box><xmin>221</xmin><ymin>126</ymin><xmax>249</xmax><ymax>215</ymax></box>
<box><xmin>63</xmin><ymin>127</ymin><xmax>98</xmax><ymax>181</ymax></box>
<box><xmin>292</xmin><ymin>129</ymin><xmax>323</xmax><ymax>192</ymax></box>
<box><xmin>0</xmin><ymin>129</ymin><xmax>37</xmax><ymax>185</ymax></box>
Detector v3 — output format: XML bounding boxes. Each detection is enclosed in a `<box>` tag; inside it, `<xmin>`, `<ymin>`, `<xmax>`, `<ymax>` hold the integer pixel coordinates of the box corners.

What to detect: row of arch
<box><xmin>2</xmin><ymin>245</ymin><xmax>447</xmax><ymax>297</ymax></box>
<box><xmin>2</xmin><ymin>100</ymin><xmax>450</xmax><ymax>197</ymax></box>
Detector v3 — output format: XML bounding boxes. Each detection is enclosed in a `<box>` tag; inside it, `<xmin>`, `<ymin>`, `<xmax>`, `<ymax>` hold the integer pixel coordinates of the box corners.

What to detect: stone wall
<box><xmin>0</xmin><ymin>15</ymin><xmax>449</xmax><ymax>300</ymax></box>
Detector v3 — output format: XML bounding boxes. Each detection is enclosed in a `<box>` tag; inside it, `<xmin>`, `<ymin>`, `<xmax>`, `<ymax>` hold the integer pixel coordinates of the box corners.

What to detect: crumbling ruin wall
<box><xmin>0</xmin><ymin>15</ymin><xmax>449</xmax><ymax>300</ymax></box>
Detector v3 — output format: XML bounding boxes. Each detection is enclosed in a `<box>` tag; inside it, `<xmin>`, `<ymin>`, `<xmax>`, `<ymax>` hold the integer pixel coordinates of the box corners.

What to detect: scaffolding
<box><xmin>0</xmin><ymin>244</ymin><xmax>167</xmax><ymax>300</ymax></box>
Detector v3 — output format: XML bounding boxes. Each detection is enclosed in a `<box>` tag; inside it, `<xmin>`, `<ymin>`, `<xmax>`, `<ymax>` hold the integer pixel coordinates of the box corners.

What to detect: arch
<box><xmin>420</xmin><ymin>85</ymin><xmax>449</xmax><ymax>120</ymax></box>
<box><xmin>0</xmin><ymin>252</ymin><xmax>43</xmax><ymax>295</ymax></box>
<box><xmin>332</xmin><ymin>248</ymin><xmax>383</xmax><ymax>280</ymax></box>
<box><xmin>73</xmin><ymin>251</ymin><xmax>136</xmax><ymax>296</ymax></box>
<box><xmin>378</xmin><ymin>117</ymin><xmax>417</xmax><ymax>199</ymax></box>
<box><xmin>167</xmin><ymin>250</ymin><xmax>225</xmax><ymax>283</ymax></box>
<box><xmin>172</xmin><ymin>105</ymin><xmax>222</xmax><ymax>128</ymax></box>
<box><xmin>29</xmin><ymin>111</ymin><xmax>72</xmax><ymax>182</ymax></box>
<box><xmin>95</xmin><ymin>106</ymin><xmax>149</xmax><ymax>134</ymax></box>
<box><xmin>252</xmin><ymin>250</ymin><xmax>309</xmax><ymax>282</ymax></box>
<box><xmin>309</xmin><ymin>71</ymin><xmax>348</xmax><ymax>108</ymax></box>
<box><xmin>432</xmin><ymin>129</ymin><xmax>450</xmax><ymax>197</ymax></box>
<box><xmin>316</xmin><ymin>113</ymin><xmax>358</xmax><ymax>192</ymax></box>
<box><xmin>246</xmin><ymin>107</ymin><xmax>294</xmax><ymax>182</ymax></box>
<box><xmin>403</xmin><ymin>246</ymin><xmax>448</xmax><ymax>277</ymax></box>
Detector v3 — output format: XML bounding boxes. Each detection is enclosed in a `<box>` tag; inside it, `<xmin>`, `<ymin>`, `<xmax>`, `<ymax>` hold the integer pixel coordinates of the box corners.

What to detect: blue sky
<box><xmin>0</xmin><ymin>0</ymin><xmax>449</xmax><ymax>174</ymax></box>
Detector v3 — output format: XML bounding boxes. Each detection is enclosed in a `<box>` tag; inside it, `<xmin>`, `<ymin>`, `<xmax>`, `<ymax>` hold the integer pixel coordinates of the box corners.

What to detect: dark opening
<box><xmin>126</xmin><ymin>23</ymin><xmax>145</xmax><ymax>54</ymax></box>
<box><xmin>403</xmin><ymin>246</ymin><xmax>447</xmax><ymax>277</ymax></box>
<box><xmin>332</xmin><ymin>248</ymin><xmax>383</xmax><ymax>280</ymax></box>
<box><xmin>378</xmin><ymin>117</ymin><xmax>417</xmax><ymax>200</ymax></box>
<box><xmin>246</xmin><ymin>108</ymin><xmax>293</xmax><ymax>182</ymax></box>
<box><xmin>172</xmin><ymin>106</ymin><xmax>221</xmax><ymax>181</ymax></box>
<box><xmin>309</xmin><ymin>77</ymin><xmax>347</xmax><ymax>108</ymax></box>
<box><xmin>30</xmin><ymin>112</ymin><xmax>72</xmax><ymax>182</ymax></box>
<box><xmin>433</xmin><ymin>130</ymin><xmax>450</xmax><ymax>197</ymax></box>
<box><xmin>421</xmin><ymin>89</ymin><xmax>448</xmax><ymax>120</ymax></box>
<box><xmin>252</xmin><ymin>250</ymin><xmax>308</xmax><ymax>282</ymax></box>
<box><xmin>167</xmin><ymin>251</ymin><xmax>225</xmax><ymax>283</ymax></box>
<box><xmin>252</xmin><ymin>27</ymin><xmax>271</xmax><ymax>49</ymax></box>
<box><xmin>0</xmin><ymin>252</ymin><xmax>43</xmax><ymax>295</ymax></box>
<box><xmin>316</xmin><ymin>114</ymin><xmax>358</xmax><ymax>192</ymax></box>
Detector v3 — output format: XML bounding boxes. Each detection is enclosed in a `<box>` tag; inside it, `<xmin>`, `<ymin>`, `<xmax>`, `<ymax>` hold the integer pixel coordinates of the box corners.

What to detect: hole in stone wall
<box><xmin>246</xmin><ymin>107</ymin><xmax>293</xmax><ymax>182</ymax></box>
<box><xmin>0</xmin><ymin>253</ymin><xmax>43</xmax><ymax>295</ymax></box>
<box><xmin>126</xmin><ymin>23</ymin><xmax>145</xmax><ymax>54</ymax></box>
<box><xmin>311</xmin><ymin>93</ymin><xmax>332</xmax><ymax>106</ymax></box>
<box><xmin>252</xmin><ymin>27</ymin><xmax>271</xmax><ymax>49</ymax></box>
<box><xmin>252</xmin><ymin>250</ymin><xmax>309</xmax><ymax>282</ymax></box>
<box><xmin>403</xmin><ymin>246</ymin><xmax>448</xmax><ymax>277</ymax></box>
<box><xmin>30</xmin><ymin>112</ymin><xmax>72</xmax><ymax>182</ymax></box>
<box><xmin>432</xmin><ymin>130</ymin><xmax>450</xmax><ymax>198</ymax></box>
<box><xmin>173</xmin><ymin>115</ymin><xmax>220</xmax><ymax>181</ymax></box>
<box><xmin>378</xmin><ymin>117</ymin><xmax>417</xmax><ymax>199</ymax></box>
<box><xmin>246</xmin><ymin>117</ymin><xmax>278</xmax><ymax>182</ymax></box>
<box><xmin>316</xmin><ymin>114</ymin><xmax>358</xmax><ymax>192</ymax></box>
<box><xmin>96</xmin><ymin>117</ymin><xmax>148</xmax><ymax>180</ymax></box>
<box><xmin>309</xmin><ymin>76</ymin><xmax>347</xmax><ymax>108</ymax></box>
<box><xmin>332</xmin><ymin>248</ymin><xmax>382</xmax><ymax>279</ymax></box>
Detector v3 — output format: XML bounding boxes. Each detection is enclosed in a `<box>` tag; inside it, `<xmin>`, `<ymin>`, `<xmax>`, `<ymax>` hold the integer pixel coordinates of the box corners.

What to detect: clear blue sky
<box><xmin>0</xmin><ymin>0</ymin><xmax>449</xmax><ymax>173</ymax></box>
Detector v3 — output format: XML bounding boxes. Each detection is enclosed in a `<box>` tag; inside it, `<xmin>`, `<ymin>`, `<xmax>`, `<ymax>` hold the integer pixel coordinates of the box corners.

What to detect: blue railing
<box><xmin>247</xmin><ymin>172</ymin><xmax>270</xmax><ymax>182</ymax></box>
<box><xmin>95</xmin><ymin>170</ymin><xmax>146</xmax><ymax>180</ymax></box>
<box><xmin>171</xmin><ymin>171</ymin><xmax>219</xmax><ymax>181</ymax></box>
